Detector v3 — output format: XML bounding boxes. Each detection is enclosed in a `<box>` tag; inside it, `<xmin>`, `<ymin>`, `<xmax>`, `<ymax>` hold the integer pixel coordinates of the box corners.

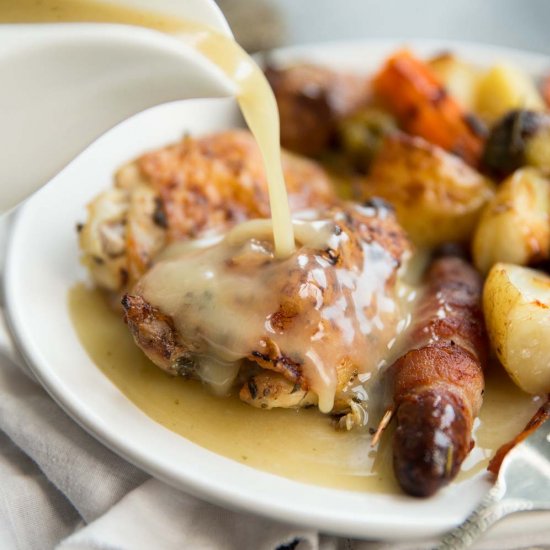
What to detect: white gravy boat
<box><xmin>0</xmin><ymin>0</ymin><xmax>236</xmax><ymax>213</ymax></box>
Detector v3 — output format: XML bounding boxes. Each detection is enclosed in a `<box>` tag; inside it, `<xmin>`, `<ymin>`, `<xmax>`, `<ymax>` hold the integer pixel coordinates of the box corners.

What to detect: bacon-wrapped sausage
<box><xmin>387</xmin><ymin>253</ymin><xmax>488</xmax><ymax>497</ymax></box>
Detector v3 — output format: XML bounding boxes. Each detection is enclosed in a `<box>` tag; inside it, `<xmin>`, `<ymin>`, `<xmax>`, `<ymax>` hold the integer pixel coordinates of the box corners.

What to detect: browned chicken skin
<box><xmin>122</xmin><ymin>202</ymin><xmax>411</xmax><ymax>421</ymax></box>
<box><xmin>79</xmin><ymin>129</ymin><xmax>336</xmax><ymax>294</ymax></box>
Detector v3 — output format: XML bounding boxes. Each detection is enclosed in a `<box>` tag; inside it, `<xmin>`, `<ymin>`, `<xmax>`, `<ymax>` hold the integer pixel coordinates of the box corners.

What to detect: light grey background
<box><xmin>219</xmin><ymin>0</ymin><xmax>550</xmax><ymax>54</ymax></box>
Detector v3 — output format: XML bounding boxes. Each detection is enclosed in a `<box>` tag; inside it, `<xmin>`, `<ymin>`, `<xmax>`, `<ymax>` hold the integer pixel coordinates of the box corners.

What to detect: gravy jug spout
<box><xmin>0</xmin><ymin>16</ymin><xmax>236</xmax><ymax>213</ymax></box>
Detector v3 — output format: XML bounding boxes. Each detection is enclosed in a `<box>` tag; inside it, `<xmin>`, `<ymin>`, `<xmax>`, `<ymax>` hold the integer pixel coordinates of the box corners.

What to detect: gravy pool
<box><xmin>69</xmin><ymin>284</ymin><xmax>542</xmax><ymax>493</ymax></box>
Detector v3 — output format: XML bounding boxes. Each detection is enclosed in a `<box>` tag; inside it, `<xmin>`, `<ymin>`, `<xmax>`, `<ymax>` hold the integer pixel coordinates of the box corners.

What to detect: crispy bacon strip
<box><xmin>386</xmin><ymin>253</ymin><xmax>487</xmax><ymax>497</ymax></box>
<box><xmin>488</xmin><ymin>397</ymin><xmax>550</xmax><ymax>476</ymax></box>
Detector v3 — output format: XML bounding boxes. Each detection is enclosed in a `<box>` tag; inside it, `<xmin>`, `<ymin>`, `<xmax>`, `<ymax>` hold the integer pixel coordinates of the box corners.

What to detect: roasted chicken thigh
<box><xmin>79</xmin><ymin>130</ymin><xmax>335</xmax><ymax>294</ymax></box>
<box><xmin>122</xmin><ymin>202</ymin><xmax>411</xmax><ymax>425</ymax></box>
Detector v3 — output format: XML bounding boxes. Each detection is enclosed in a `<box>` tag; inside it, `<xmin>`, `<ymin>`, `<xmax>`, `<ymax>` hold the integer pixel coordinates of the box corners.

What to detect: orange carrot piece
<box><xmin>373</xmin><ymin>49</ymin><xmax>485</xmax><ymax>165</ymax></box>
<box><xmin>488</xmin><ymin>397</ymin><xmax>550</xmax><ymax>476</ymax></box>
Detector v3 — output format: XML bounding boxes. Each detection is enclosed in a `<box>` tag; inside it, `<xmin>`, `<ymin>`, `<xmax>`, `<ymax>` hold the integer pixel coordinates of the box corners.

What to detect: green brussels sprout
<box><xmin>337</xmin><ymin>108</ymin><xmax>397</xmax><ymax>173</ymax></box>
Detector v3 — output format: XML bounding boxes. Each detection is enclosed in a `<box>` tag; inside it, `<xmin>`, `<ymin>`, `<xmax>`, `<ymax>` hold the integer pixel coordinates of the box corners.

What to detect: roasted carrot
<box><xmin>373</xmin><ymin>49</ymin><xmax>485</xmax><ymax>165</ymax></box>
<box><xmin>488</xmin><ymin>397</ymin><xmax>550</xmax><ymax>476</ymax></box>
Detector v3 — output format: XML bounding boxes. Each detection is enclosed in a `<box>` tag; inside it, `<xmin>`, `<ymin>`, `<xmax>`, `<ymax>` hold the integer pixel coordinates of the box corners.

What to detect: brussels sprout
<box><xmin>337</xmin><ymin>108</ymin><xmax>397</xmax><ymax>173</ymax></box>
<box><xmin>482</xmin><ymin>109</ymin><xmax>550</xmax><ymax>178</ymax></box>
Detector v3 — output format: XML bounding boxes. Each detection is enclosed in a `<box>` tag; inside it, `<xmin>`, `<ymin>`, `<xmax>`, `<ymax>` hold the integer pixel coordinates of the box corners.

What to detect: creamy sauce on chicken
<box><xmin>2</xmin><ymin>0</ymin><xmax>295</xmax><ymax>257</ymax></box>
<box><xmin>136</xmin><ymin>210</ymin><xmax>410</xmax><ymax>414</ymax></box>
<box><xmin>69</xmin><ymin>283</ymin><xmax>543</xmax><ymax>492</ymax></box>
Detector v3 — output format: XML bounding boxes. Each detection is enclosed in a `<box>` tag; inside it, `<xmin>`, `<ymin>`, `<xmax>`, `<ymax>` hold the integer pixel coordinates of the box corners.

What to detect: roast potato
<box><xmin>476</xmin><ymin>64</ymin><xmax>545</xmax><ymax>122</ymax></box>
<box><xmin>429</xmin><ymin>53</ymin><xmax>481</xmax><ymax>110</ymax></box>
<box><xmin>484</xmin><ymin>263</ymin><xmax>550</xmax><ymax>394</ymax></box>
<box><xmin>362</xmin><ymin>133</ymin><xmax>495</xmax><ymax>247</ymax></box>
<box><xmin>472</xmin><ymin>168</ymin><xmax>550</xmax><ymax>274</ymax></box>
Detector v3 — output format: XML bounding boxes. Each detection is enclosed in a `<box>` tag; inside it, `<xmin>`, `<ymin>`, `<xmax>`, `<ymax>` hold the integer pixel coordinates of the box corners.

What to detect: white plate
<box><xmin>4</xmin><ymin>40</ymin><xmax>550</xmax><ymax>541</ymax></box>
